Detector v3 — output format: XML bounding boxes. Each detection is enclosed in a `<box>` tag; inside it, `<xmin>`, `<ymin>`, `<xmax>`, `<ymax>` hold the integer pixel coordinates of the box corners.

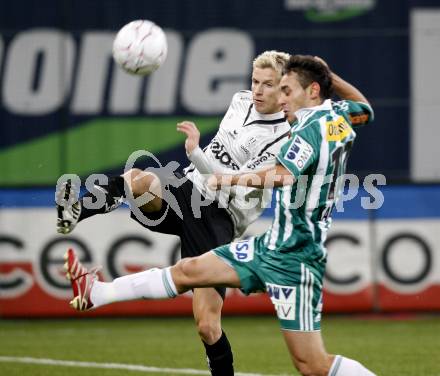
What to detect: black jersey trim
<box><xmin>183</xmin><ymin>167</ymin><xmax>196</xmax><ymax>175</ymax></box>
<box><xmin>242</xmin><ymin>103</ymin><xmax>253</xmax><ymax>125</ymax></box>
<box><xmin>243</xmin><ymin>118</ymin><xmax>287</xmax><ymax>127</ymax></box>
<box><xmin>257</xmin><ymin>131</ymin><xmax>290</xmax><ymax>156</ymax></box>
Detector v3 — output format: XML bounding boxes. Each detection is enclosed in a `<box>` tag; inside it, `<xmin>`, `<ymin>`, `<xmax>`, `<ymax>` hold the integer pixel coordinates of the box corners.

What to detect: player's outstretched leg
<box><xmin>64</xmin><ymin>248</ymin><xmax>179</xmax><ymax>311</ymax></box>
<box><xmin>64</xmin><ymin>249</ymin><xmax>240</xmax><ymax>311</ymax></box>
<box><xmin>56</xmin><ymin>176</ymin><xmax>125</xmax><ymax>234</ymax></box>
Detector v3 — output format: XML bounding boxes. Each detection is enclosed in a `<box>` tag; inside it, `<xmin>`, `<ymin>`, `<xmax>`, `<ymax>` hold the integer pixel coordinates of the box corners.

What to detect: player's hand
<box><xmin>177</xmin><ymin>121</ymin><xmax>200</xmax><ymax>155</ymax></box>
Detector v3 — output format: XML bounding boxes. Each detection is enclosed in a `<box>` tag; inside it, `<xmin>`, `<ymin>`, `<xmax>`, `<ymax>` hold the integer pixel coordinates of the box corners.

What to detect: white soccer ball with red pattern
<box><xmin>112</xmin><ymin>20</ymin><xmax>167</xmax><ymax>75</ymax></box>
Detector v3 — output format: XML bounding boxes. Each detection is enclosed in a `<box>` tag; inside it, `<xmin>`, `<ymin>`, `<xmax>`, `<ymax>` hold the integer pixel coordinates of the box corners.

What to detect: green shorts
<box><xmin>213</xmin><ymin>236</ymin><xmax>325</xmax><ymax>331</ymax></box>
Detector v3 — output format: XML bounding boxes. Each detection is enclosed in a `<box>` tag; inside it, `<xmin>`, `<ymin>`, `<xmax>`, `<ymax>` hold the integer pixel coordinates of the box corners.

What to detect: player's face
<box><xmin>279</xmin><ymin>72</ymin><xmax>310</xmax><ymax>123</ymax></box>
<box><xmin>251</xmin><ymin>67</ymin><xmax>281</xmax><ymax>114</ymax></box>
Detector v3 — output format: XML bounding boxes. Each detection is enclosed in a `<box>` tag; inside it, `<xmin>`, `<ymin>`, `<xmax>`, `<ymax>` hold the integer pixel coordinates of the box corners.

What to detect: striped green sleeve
<box><xmin>336</xmin><ymin>99</ymin><xmax>374</xmax><ymax>128</ymax></box>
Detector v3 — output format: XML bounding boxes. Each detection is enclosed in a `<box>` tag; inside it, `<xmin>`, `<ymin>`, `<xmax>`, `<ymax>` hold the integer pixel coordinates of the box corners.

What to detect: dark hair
<box><xmin>283</xmin><ymin>55</ymin><xmax>333</xmax><ymax>99</ymax></box>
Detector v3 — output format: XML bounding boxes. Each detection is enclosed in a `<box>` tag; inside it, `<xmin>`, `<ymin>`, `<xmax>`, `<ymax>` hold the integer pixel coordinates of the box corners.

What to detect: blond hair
<box><xmin>253</xmin><ymin>50</ymin><xmax>290</xmax><ymax>79</ymax></box>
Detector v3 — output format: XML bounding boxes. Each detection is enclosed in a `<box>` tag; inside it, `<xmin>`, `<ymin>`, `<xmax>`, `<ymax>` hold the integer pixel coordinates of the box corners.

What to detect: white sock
<box><xmin>90</xmin><ymin>267</ymin><xmax>178</xmax><ymax>308</ymax></box>
<box><xmin>328</xmin><ymin>355</ymin><xmax>376</xmax><ymax>376</ymax></box>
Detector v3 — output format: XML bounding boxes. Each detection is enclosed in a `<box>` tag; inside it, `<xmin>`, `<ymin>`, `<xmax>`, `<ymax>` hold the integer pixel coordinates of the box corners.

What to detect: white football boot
<box><xmin>56</xmin><ymin>180</ymin><xmax>81</xmax><ymax>234</ymax></box>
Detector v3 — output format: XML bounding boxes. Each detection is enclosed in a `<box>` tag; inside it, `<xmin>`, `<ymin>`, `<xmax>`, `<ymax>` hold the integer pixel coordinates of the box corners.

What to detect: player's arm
<box><xmin>331</xmin><ymin>72</ymin><xmax>370</xmax><ymax>105</ymax></box>
<box><xmin>177</xmin><ymin>121</ymin><xmax>240</xmax><ymax>175</ymax></box>
<box><xmin>177</xmin><ymin>121</ymin><xmax>214</xmax><ymax>174</ymax></box>
<box><xmin>208</xmin><ymin>164</ymin><xmax>295</xmax><ymax>190</ymax></box>
<box><xmin>315</xmin><ymin>56</ymin><xmax>373</xmax><ymax>127</ymax></box>
<box><xmin>331</xmin><ymin>71</ymin><xmax>374</xmax><ymax>126</ymax></box>
<box><xmin>208</xmin><ymin>128</ymin><xmax>318</xmax><ymax>190</ymax></box>
<box><xmin>208</xmin><ymin>130</ymin><xmax>292</xmax><ymax>188</ymax></box>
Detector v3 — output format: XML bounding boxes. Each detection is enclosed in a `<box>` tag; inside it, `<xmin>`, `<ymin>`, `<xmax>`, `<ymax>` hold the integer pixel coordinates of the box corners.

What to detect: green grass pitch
<box><xmin>0</xmin><ymin>315</ymin><xmax>439</xmax><ymax>375</ymax></box>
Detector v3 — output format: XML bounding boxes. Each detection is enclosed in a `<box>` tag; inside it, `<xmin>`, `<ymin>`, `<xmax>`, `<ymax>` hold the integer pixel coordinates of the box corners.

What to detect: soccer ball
<box><xmin>112</xmin><ymin>20</ymin><xmax>168</xmax><ymax>75</ymax></box>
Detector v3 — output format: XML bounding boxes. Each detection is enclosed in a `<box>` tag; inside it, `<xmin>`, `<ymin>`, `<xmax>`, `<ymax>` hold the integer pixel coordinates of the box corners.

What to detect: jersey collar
<box><xmin>294</xmin><ymin>99</ymin><xmax>332</xmax><ymax>124</ymax></box>
<box><xmin>242</xmin><ymin>104</ymin><xmax>285</xmax><ymax>125</ymax></box>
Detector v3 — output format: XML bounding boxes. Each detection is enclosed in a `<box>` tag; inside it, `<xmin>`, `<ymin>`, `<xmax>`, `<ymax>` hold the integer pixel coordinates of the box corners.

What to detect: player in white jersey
<box><xmin>183</xmin><ymin>88</ymin><xmax>291</xmax><ymax>236</ymax></box>
<box><xmin>63</xmin><ymin>55</ymin><xmax>376</xmax><ymax>375</ymax></box>
<box><xmin>57</xmin><ymin>51</ymin><xmax>291</xmax><ymax>376</ymax></box>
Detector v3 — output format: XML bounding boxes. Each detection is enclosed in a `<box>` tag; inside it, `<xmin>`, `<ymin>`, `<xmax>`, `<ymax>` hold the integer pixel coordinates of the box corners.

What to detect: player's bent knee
<box><xmin>180</xmin><ymin>257</ymin><xmax>200</xmax><ymax>278</ymax></box>
<box><xmin>176</xmin><ymin>257</ymin><xmax>210</xmax><ymax>288</ymax></box>
<box><xmin>172</xmin><ymin>259</ymin><xmax>195</xmax><ymax>287</ymax></box>
<box><xmin>131</xmin><ymin>172</ymin><xmax>157</xmax><ymax>196</ymax></box>
<box><xmin>122</xmin><ymin>168</ymin><xmax>142</xmax><ymax>184</ymax></box>
<box><xmin>122</xmin><ymin>168</ymin><xmax>143</xmax><ymax>195</ymax></box>
<box><xmin>123</xmin><ymin>169</ymin><xmax>162</xmax><ymax>212</ymax></box>
<box><xmin>123</xmin><ymin>168</ymin><xmax>159</xmax><ymax>196</ymax></box>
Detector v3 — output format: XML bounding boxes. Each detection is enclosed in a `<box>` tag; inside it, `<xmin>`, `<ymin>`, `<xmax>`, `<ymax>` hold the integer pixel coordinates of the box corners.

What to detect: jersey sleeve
<box><xmin>340</xmin><ymin>100</ymin><xmax>374</xmax><ymax>128</ymax></box>
<box><xmin>187</xmin><ymin>146</ymin><xmax>213</xmax><ymax>174</ymax></box>
<box><xmin>277</xmin><ymin>130</ymin><xmax>318</xmax><ymax>178</ymax></box>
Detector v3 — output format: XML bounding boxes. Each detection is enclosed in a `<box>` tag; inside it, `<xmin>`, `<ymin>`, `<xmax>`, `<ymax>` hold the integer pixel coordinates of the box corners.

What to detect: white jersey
<box><xmin>184</xmin><ymin>90</ymin><xmax>290</xmax><ymax>237</ymax></box>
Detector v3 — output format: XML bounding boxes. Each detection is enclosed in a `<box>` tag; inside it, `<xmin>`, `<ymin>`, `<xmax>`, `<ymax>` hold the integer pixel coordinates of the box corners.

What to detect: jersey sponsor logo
<box><xmin>284</xmin><ymin>135</ymin><xmax>314</xmax><ymax>171</ymax></box>
<box><xmin>326</xmin><ymin>116</ymin><xmax>352</xmax><ymax>141</ymax></box>
<box><xmin>209</xmin><ymin>140</ymin><xmax>240</xmax><ymax>170</ymax></box>
<box><xmin>246</xmin><ymin>151</ymin><xmax>275</xmax><ymax>170</ymax></box>
<box><xmin>349</xmin><ymin>111</ymin><xmax>370</xmax><ymax>125</ymax></box>
<box><xmin>266</xmin><ymin>282</ymin><xmax>296</xmax><ymax>321</ymax></box>
<box><xmin>229</xmin><ymin>238</ymin><xmax>254</xmax><ymax>262</ymax></box>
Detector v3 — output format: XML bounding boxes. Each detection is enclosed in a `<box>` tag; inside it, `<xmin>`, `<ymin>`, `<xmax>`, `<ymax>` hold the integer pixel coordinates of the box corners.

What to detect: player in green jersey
<box><xmin>208</xmin><ymin>55</ymin><xmax>376</xmax><ymax>375</ymax></box>
<box><xmin>65</xmin><ymin>55</ymin><xmax>375</xmax><ymax>375</ymax></box>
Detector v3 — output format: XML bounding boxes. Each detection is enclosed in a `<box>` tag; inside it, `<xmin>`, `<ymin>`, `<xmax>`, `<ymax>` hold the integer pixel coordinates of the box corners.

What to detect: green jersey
<box><xmin>262</xmin><ymin>99</ymin><xmax>374</xmax><ymax>259</ymax></box>
<box><xmin>213</xmin><ymin>99</ymin><xmax>374</xmax><ymax>331</ymax></box>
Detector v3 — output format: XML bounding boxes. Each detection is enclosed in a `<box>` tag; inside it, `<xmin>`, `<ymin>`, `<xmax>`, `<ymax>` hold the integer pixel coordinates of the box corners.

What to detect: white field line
<box><xmin>0</xmin><ymin>356</ymin><xmax>290</xmax><ymax>376</ymax></box>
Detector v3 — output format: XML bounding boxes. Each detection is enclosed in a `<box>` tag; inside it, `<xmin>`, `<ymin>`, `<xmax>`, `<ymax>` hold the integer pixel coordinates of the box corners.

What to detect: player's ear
<box><xmin>308</xmin><ymin>82</ymin><xmax>321</xmax><ymax>100</ymax></box>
